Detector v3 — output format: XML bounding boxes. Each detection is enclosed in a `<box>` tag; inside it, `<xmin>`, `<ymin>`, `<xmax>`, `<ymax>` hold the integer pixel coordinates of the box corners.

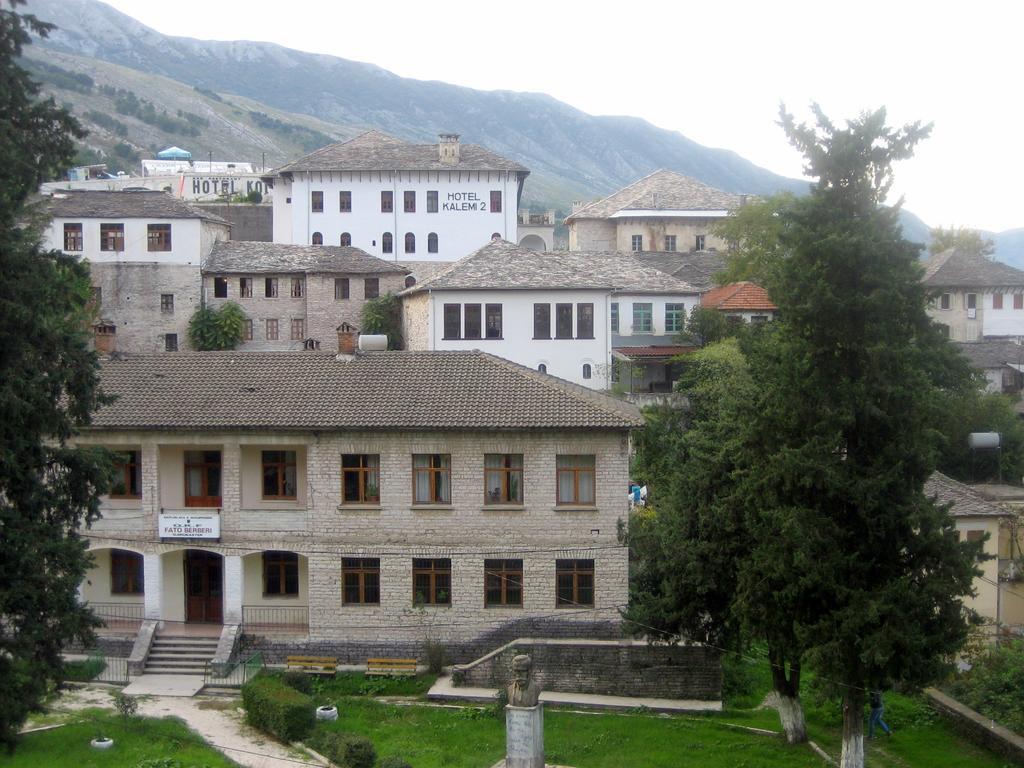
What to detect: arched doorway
<box><xmin>185</xmin><ymin>549</ymin><xmax>223</xmax><ymax>623</ymax></box>
<box><xmin>519</xmin><ymin>234</ymin><xmax>547</xmax><ymax>251</ymax></box>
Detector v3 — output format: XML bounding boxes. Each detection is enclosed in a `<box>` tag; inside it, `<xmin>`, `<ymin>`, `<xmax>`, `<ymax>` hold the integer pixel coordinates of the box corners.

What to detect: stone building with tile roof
<box><xmin>202</xmin><ymin>242</ymin><xmax>408</xmax><ymax>352</ymax></box>
<box><xmin>400</xmin><ymin>239</ymin><xmax>700</xmax><ymax>390</ymax></box>
<box><xmin>264</xmin><ymin>131</ymin><xmax>530</xmax><ymax>261</ymax></box>
<box><xmin>926</xmin><ymin>472</ymin><xmax>1024</xmax><ymax>636</ymax></box>
<box><xmin>75</xmin><ymin>350</ymin><xmax>641</xmax><ymax>666</ymax></box>
<box><xmin>923</xmin><ymin>248</ymin><xmax>1024</xmax><ymax>341</ymax></box>
<box><xmin>43</xmin><ymin>190</ymin><xmax>232</xmax><ymax>354</ymax></box>
<box><xmin>565</xmin><ymin>169</ymin><xmax>745</xmax><ymax>254</ymax></box>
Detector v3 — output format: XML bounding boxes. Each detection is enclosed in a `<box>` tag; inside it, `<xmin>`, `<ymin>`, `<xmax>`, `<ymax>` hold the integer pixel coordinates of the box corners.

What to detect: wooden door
<box><xmin>184</xmin><ymin>450</ymin><xmax>222</xmax><ymax>507</ymax></box>
<box><xmin>185</xmin><ymin>550</ymin><xmax>223</xmax><ymax>623</ymax></box>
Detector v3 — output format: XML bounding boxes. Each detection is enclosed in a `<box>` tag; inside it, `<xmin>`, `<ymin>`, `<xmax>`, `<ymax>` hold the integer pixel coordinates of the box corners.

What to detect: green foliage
<box><xmin>61</xmin><ymin>653</ymin><xmax>106</xmax><ymax>682</ymax></box>
<box><xmin>281</xmin><ymin>670</ymin><xmax>315</xmax><ymax>695</ymax></box>
<box><xmin>361</xmin><ymin>293</ymin><xmax>404</xmax><ymax>350</ymax></box>
<box><xmin>241</xmin><ymin>674</ymin><xmax>315</xmax><ymax>742</ymax></box>
<box><xmin>712</xmin><ymin>193</ymin><xmax>795</xmax><ymax>285</ymax></box>
<box><xmin>99</xmin><ymin>85</ymin><xmax>205</xmax><ymax>136</ymax></box>
<box><xmin>314</xmin><ymin>672</ymin><xmax>436</xmax><ymax>698</ymax></box>
<box><xmin>84</xmin><ymin>110</ymin><xmax>129</xmax><ymax>137</ymax></box>
<box><xmin>22</xmin><ymin>59</ymin><xmax>94</xmax><ymax>94</ymax></box>
<box><xmin>245</xmin><ymin>189</ymin><xmax>263</xmax><ymax>204</ymax></box>
<box><xmin>678</xmin><ymin>305</ymin><xmax>738</xmax><ymax>347</ymax></box>
<box><xmin>947</xmin><ymin>640</ymin><xmax>1024</xmax><ymax>733</ymax></box>
<box><xmin>935</xmin><ymin>389</ymin><xmax>1024</xmax><ymax>484</ymax></box>
<box><xmin>188</xmin><ymin>302</ymin><xmax>246</xmax><ymax>351</ymax></box>
<box><xmin>378</xmin><ymin>757</ymin><xmax>413</xmax><ymax>768</ymax></box>
<box><xmin>113</xmin><ymin>692</ymin><xmax>138</xmax><ymax>720</ymax></box>
<box><xmin>423</xmin><ymin>640</ymin><xmax>447</xmax><ymax>675</ymax></box>
<box><xmin>0</xmin><ymin>1</ymin><xmax>115</xmax><ymax>751</ymax></box>
<box><xmin>307</xmin><ymin>731</ymin><xmax>377</xmax><ymax>768</ymax></box>
<box><xmin>928</xmin><ymin>226</ymin><xmax>995</xmax><ymax>258</ymax></box>
<box><xmin>193</xmin><ymin>85</ymin><xmax>224</xmax><ymax>102</ymax></box>
<box><xmin>248</xmin><ymin>111</ymin><xmax>334</xmax><ymax>152</ymax></box>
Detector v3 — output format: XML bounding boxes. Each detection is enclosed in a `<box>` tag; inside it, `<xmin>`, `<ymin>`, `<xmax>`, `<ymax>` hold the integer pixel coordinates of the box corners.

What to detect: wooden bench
<box><xmin>285</xmin><ymin>655</ymin><xmax>337</xmax><ymax>675</ymax></box>
<box><xmin>366</xmin><ymin>657</ymin><xmax>417</xmax><ymax>677</ymax></box>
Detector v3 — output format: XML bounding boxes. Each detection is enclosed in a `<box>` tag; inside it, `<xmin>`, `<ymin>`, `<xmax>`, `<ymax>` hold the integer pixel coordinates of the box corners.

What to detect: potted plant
<box><xmin>90</xmin><ymin>730</ymin><xmax>114</xmax><ymax>750</ymax></box>
<box><xmin>316</xmin><ymin>704</ymin><xmax>338</xmax><ymax>721</ymax></box>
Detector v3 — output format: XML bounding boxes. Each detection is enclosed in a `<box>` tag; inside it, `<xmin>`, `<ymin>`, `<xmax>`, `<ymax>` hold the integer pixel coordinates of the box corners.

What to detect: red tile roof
<box><xmin>701</xmin><ymin>281</ymin><xmax>777</xmax><ymax>311</ymax></box>
<box><xmin>614</xmin><ymin>345</ymin><xmax>696</xmax><ymax>359</ymax></box>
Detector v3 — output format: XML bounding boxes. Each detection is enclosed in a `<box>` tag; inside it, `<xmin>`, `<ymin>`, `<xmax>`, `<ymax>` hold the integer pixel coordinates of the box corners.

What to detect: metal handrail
<box><xmin>203</xmin><ymin>650</ymin><xmax>264</xmax><ymax>687</ymax></box>
<box><xmin>88</xmin><ymin>602</ymin><xmax>144</xmax><ymax>631</ymax></box>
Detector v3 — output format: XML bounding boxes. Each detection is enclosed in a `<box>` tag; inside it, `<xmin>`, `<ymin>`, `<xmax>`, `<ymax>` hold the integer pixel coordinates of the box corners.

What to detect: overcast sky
<box><xmin>100</xmin><ymin>0</ymin><xmax>1022</xmax><ymax>233</ymax></box>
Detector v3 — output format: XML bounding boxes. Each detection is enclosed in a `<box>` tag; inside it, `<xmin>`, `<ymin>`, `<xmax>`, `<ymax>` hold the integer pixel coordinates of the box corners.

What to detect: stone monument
<box><xmin>505</xmin><ymin>654</ymin><xmax>544</xmax><ymax>768</ymax></box>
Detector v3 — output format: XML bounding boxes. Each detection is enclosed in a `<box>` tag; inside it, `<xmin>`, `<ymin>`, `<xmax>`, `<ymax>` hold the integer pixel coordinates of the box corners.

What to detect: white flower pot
<box><xmin>90</xmin><ymin>737</ymin><xmax>114</xmax><ymax>750</ymax></box>
<box><xmin>316</xmin><ymin>705</ymin><xmax>338</xmax><ymax>721</ymax></box>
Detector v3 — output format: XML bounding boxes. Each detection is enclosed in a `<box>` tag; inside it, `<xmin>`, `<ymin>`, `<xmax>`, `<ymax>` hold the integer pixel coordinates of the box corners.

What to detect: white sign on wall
<box><xmin>158</xmin><ymin>513</ymin><xmax>220</xmax><ymax>539</ymax></box>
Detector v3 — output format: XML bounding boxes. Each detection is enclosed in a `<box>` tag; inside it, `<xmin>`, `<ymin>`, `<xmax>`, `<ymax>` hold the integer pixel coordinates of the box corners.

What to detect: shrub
<box><xmin>241</xmin><ymin>674</ymin><xmax>314</xmax><ymax>742</ymax></box>
<box><xmin>379</xmin><ymin>757</ymin><xmax>413</xmax><ymax>768</ymax></box>
<box><xmin>114</xmin><ymin>691</ymin><xmax>138</xmax><ymax>720</ymax></box>
<box><xmin>423</xmin><ymin>639</ymin><xmax>447</xmax><ymax>675</ymax></box>
<box><xmin>309</xmin><ymin>731</ymin><xmax>376</xmax><ymax>768</ymax></box>
<box><xmin>62</xmin><ymin>653</ymin><xmax>105</xmax><ymax>681</ymax></box>
<box><xmin>946</xmin><ymin>640</ymin><xmax>1024</xmax><ymax>733</ymax></box>
<box><xmin>282</xmin><ymin>670</ymin><xmax>314</xmax><ymax>695</ymax></box>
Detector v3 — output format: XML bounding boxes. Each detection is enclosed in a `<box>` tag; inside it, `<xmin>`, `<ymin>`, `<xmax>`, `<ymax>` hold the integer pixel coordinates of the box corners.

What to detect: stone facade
<box><xmin>197</xmin><ymin>203</ymin><xmax>273</xmax><ymax>242</ymax></box>
<box><xmin>205</xmin><ymin>271</ymin><xmax>407</xmax><ymax>351</ymax></box>
<box><xmin>401</xmin><ymin>291</ymin><xmax>430</xmax><ymax>352</ymax></box>
<box><xmin>80</xmin><ymin>428</ymin><xmax>631</xmax><ymax>661</ymax></box>
<box><xmin>452</xmin><ymin>638</ymin><xmax>721</xmax><ymax>701</ymax></box>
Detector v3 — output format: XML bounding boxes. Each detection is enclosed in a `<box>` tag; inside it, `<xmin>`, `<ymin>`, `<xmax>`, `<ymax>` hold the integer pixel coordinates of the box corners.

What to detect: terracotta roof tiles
<box><xmin>701</xmin><ymin>282</ymin><xmax>777</xmax><ymax>311</ymax></box>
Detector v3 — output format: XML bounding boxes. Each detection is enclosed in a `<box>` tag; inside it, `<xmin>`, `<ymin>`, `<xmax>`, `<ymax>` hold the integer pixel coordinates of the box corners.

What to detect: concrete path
<box><xmin>428</xmin><ymin>675</ymin><xmax>722</xmax><ymax>712</ymax></box>
<box><xmin>51</xmin><ymin>684</ymin><xmax>327</xmax><ymax>768</ymax></box>
<box><xmin>122</xmin><ymin>674</ymin><xmax>204</xmax><ymax>697</ymax></box>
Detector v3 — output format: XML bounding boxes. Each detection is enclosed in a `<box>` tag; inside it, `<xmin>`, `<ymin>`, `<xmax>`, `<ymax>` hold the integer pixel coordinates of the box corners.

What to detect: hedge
<box><xmin>241</xmin><ymin>674</ymin><xmax>315</xmax><ymax>742</ymax></box>
<box><xmin>308</xmin><ymin>731</ymin><xmax>376</xmax><ymax>768</ymax></box>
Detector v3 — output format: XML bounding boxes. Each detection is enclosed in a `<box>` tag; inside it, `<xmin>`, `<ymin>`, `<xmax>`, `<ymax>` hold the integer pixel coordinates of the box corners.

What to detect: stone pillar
<box><xmin>505</xmin><ymin>705</ymin><xmax>544</xmax><ymax>768</ymax></box>
<box><xmin>223</xmin><ymin>554</ymin><xmax>243</xmax><ymax>625</ymax></box>
<box><xmin>143</xmin><ymin>552</ymin><xmax>163</xmax><ymax>621</ymax></box>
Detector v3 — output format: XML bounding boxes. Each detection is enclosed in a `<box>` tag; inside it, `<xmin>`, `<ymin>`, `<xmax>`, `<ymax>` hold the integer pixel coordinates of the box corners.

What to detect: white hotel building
<box><xmin>265</xmin><ymin>131</ymin><xmax>528</xmax><ymax>261</ymax></box>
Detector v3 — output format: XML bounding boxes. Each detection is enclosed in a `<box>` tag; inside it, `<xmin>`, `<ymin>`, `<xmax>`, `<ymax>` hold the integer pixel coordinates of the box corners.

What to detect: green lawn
<box><xmin>0</xmin><ymin>711</ymin><xmax>238</xmax><ymax>768</ymax></box>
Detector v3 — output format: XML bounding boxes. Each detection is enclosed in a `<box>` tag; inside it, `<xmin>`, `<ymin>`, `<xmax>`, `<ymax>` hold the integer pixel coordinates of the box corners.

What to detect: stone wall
<box><xmin>926</xmin><ymin>687</ymin><xmax>1024</xmax><ymax>765</ymax></box>
<box><xmin>452</xmin><ymin>638</ymin><xmax>721</xmax><ymax>701</ymax></box>
<box><xmin>402</xmin><ymin>291</ymin><xmax>431</xmax><ymax>350</ymax></box>
<box><xmin>568</xmin><ymin>220</ymin><xmax>616</xmax><ymax>251</ymax></box>
<box><xmin>198</xmin><ymin>204</ymin><xmax>273</xmax><ymax>242</ymax></box>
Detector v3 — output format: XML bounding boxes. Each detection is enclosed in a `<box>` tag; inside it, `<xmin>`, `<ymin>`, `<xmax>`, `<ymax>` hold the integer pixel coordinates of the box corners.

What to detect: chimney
<box><xmin>438</xmin><ymin>133</ymin><xmax>460</xmax><ymax>165</ymax></box>
<box><xmin>94</xmin><ymin>322</ymin><xmax>116</xmax><ymax>355</ymax></box>
<box><xmin>571</xmin><ymin>201</ymin><xmax>585</xmax><ymax>214</ymax></box>
<box><xmin>337</xmin><ymin>321</ymin><xmax>358</xmax><ymax>354</ymax></box>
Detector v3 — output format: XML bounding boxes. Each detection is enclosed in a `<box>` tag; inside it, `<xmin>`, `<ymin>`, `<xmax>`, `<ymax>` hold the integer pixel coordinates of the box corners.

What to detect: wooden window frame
<box><xmin>340</xmin><ymin>232</ymin><xmax>352</xmax><ymax>246</ymax></box>
<box><xmin>147</xmin><ymin>223</ymin><xmax>172</xmax><ymax>252</ymax></box>
<box><xmin>412</xmin><ymin>558</ymin><xmax>451</xmax><ymax>605</ymax></box>
<box><xmin>533</xmin><ymin>303</ymin><xmax>551</xmax><ymax>339</ymax></box>
<box><xmin>164</xmin><ymin>334</ymin><xmax>178</xmax><ymax>352</ymax></box>
<box><xmin>427</xmin><ymin>190</ymin><xmax>439</xmax><ymax>213</ymax></box>
<box><xmin>664</xmin><ymin>235</ymin><xmax>677</xmax><ymax>252</ymax></box>
<box><xmin>341</xmin><ymin>454</ymin><xmax>380</xmax><ymax>504</ymax></box>
<box><xmin>261</xmin><ymin>450</ymin><xmax>297</xmax><ymax>500</ymax></box>
<box><xmin>110</xmin><ymin>450</ymin><xmax>142</xmax><ymax>499</ymax></box>
<box><xmin>339</xmin><ymin>191</ymin><xmax>352</xmax><ymax>212</ymax></box>
<box><xmin>484</xmin><ymin>558</ymin><xmax>523</xmax><ymax>607</ymax></box>
<box><xmin>484</xmin><ymin>454</ymin><xmax>523</xmax><ymax>505</ymax></box>
<box><xmin>556</xmin><ymin>558</ymin><xmax>594</xmax><ymax>607</ymax></box>
<box><xmin>489</xmin><ymin>190</ymin><xmax>502</xmax><ymax>213</ymax></box>
<box><xmin>240</xmin><ymin>278</ymin><xmax>253</xmax><ymax>298</ymax></box>
<box><xmin>404</xmin><ymin>232</ymin><xmax>416</xmax><ymax>254</ymax></box>
<box><xmin>243</xmin><ymin>319</ymin><xmax>253</xmax><ymax>341</ymax></box>
<box><xmin>1016</xmin><ymin>294</ymin><xmax>1024</xmax><ymax>310</ymax></box>
<box><xmin>311</xmin><ymin>190</ymin><xmax>324</xmax><ymax>213</ymax></box>
<box><xmin>262</xmin><ymin>550</ymin><xmax>299</xmax><ymax>596</ymax></box>
<box><xmin>266</xmin><ymin>319</ymin><xmax>279</xmax><ymax>341</ymax></box>
<box><xmin>381</xmin><ymin>191</ymin><xmax>394</xmax><ymax>213</ymax></box>
<box><xmin>577</xmin><ymin>303</ymin><xmax>594</xmax><ymax>339</ymax></box>
<box><xmin>213</xmin><ymin>277</ymin><xmax>228</xmax><ymax>298</ymax></box>
<box><xmin>184</xmin><ymin>450</ymin><xmax>222</xmax><ymax>507</ymax></box>
<box><xmin>342</xmin><ymin>557</ymin><xmax>380</xmax><ymax>604</ymax></box>
<box><xmin>556</xmin><ymin>454</ymin><xmax>596</xmax><ymax>506</ymax></box>
<box><xmin>485</xmin><ymin>304</ymin><xmax>502</xmax><ymax>339</ymax></box>
<box><xmin>631</xmin><ymin>234</ymin><xmax>642</xmax><ymax>252</ymax></box>
<box><xmin>610</xmin><ymin>302</ymin><xmax>619</xmax><ymax>332</ymax></box>
<box><xmin>335</xmin><ymin>278</ymin><xmax>350</xmax><ymax>300</ymax></box>
<box><xmin>583</xmin><ymin>363</ymin><xmax>592</xmax><ymax>380</ymax></box>
<box><xmin>404</xmin><ymin>190</ymin><xmax>416</xmax><ymax>213</ymax></box>
<box><xmin>290</xmin><ymin>318</ymin><xmax>305</xmax><ymax>341</ymax></box>
<box><xmin>100</xmin><ymin>223</ymin><xmax>124</xmax><ymax>252</ymax></box>
<box><xmin>311</xmin><ymin>232</ymin><xmax>323</xmax><ymax>245</ymax></box>
<box><xmin>290</xmin><ymin>277</ymin><xmax>304</xmax><ymax>298</ymax></box>
<box><xmin>994</xmin><ymin>293</ymin><xmax>1004</xmax><ymax>310</ymax></box>
<box><xmin>382</xmin><ymin>232</ymin><xmax>393</xmax><ymax>254</ymax></box>
<box><xmin>110</xmin><ymin>549</ymin><xmax>144</xmax><ymax>595</ymax></box>
<box><xmin>265</xmin><ymin>278</ymin><xmax>278</xmax><ymax>298</ymax></box>
<box><xmin>428</xmin><ymin>232</ymin><xmax>438</xmax><ymax>253</ymax></box>
<box><xmin>555</xmin><ymin>303</ymin><xmax>573</xmax><ymax>339</ymax></box>
<box><xmin>160</xmin><ymin>294</ymin><xmax>174</xmax><ymax>313</ymax></box>
<box><xmin>412</xmin><ymin>454</ymin><xmax>451</xmax><ymax>505</ymax></box>
<box><xmin>63</xmin><ymin>223</ymin><xmax>83</xmax><ymax>251</ymax></box>
<box><xmin>364</xmin><ymin>277</ymin><xmax>379</xmax><ymax>299</ymax></box>
<box><xmin>939</xmin><ymin>293</ymin><xmax>951</xmax><ymax>310</ymax></box>
<box><xmin>695</xmin><ymin>234</ymin><xmax>706</xmax><ymax>251</ymax></box>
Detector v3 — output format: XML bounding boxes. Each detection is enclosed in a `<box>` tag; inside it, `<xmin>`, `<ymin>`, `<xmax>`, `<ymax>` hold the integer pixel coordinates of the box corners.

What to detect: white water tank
<box><xmin>358</xmin><ymin>334</ymin><xmax>388</xmax><ymax>352</ymax></box>
<box><xmin>968</xmin><ymin>432</ymin><xmax>1000</xmax><ymax>449</ymax></box>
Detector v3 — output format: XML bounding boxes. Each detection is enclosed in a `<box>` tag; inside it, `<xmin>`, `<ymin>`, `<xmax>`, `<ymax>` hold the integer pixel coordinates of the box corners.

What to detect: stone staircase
<box><xmin>143</xmin><ymin>633</ymin><xmax>219</xmax><ymax>675</ymax></box>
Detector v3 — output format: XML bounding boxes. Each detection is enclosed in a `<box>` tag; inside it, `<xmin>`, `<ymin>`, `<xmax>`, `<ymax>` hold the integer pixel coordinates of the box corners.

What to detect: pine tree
<box><xmin>0</xmin><ymin>0</ymin><xmax>112</xmax><ymax>750</ymax></box>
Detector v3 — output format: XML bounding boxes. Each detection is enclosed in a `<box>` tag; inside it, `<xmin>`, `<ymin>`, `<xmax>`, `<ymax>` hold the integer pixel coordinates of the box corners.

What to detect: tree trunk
<box><xmin>840</xmin><ymin>688</ymin><xmax>865</xmax><ymax>768</ymax></box>
<box><xmin>776</xmin><ymin>692</ymin><xmax>808</xmax><ymax>744</ymax></box>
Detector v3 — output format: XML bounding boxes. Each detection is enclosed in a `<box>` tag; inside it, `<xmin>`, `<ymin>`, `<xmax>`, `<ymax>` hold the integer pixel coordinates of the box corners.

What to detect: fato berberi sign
<box><xmin>159</xmin><ymin>513</ymin><xmax>220</xmax><ymax>539</ymax></box>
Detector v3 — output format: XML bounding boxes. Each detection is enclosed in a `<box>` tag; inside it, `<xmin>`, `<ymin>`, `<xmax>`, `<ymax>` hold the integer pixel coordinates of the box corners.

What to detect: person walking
<box><xmin>868</xmin><ymin>689</ymin><xmax>892</xmax><ymax>738</ymax></box>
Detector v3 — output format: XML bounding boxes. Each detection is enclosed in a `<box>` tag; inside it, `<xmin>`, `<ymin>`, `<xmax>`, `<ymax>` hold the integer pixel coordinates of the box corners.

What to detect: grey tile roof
<box><xmin>398</xmin><ymin>260</ymin><xmax>454</xmax><ymax>285</ymax></box>
<box><xmin>566</xmin><ymin>169</ymin><xmax>743</xmax><ymax>222</ymax></box>
<box><xmin>954</xmin><ymin>340</ymin><xmax>1024</xmax><ymax>370</ymax></box>
<box><xmin>204</xmin><ymin>241</ymin><xmax>408</xmax><ymax>275</ymax></box>
<box><xmin>634</xmin><ymin>251</ymin><xmax>726</xmax><ymax>291</ymax></box>
<box><xmin>47</xmin><ymin>190</ymin><xmax>230</xmax><ymax>225</ymax></box>
<box><xmin>925</xmin><ymin>472</ymin><xmax>1011</xmax><ymax>518</ymax></box>
<box><xmin>403</xmin><ymin>239</ymin><xmax>699</xmax><ymax>295</ymax></box>
<box><xmin>89</xmin><ymin>351</ymin><xmax>643</xmax><ymax>431</ymax></box>
<box><xmin>269</xmin><ymin>130</ymin><xmax>529</xmax><ymax>175</ymax></box>
<box><xmin>923</xmin><ymin>248</ymin><xmax>1024</xmax><ymax>289</ymax></box>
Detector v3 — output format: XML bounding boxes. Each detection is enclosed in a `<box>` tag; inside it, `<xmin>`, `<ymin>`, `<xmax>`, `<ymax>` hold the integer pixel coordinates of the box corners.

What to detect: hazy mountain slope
<box><xmin>25</xmin><ymin>0</ymin><xmax>808</xmax><ymax>209</ymax></box>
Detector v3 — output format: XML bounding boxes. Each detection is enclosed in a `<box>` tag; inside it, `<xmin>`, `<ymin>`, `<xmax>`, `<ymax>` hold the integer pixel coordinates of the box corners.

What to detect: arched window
<box><xmin>311</xmin><ymin>232</ymin><xmax>323</xmax><ymax>245</ymax></box>
<box><xmin>428</xmin><ymin>232</ymin><xmax>438</xmax><ymax>254</ymax></box>
<box><xmin>405</xmin><ymin>232</ymin><xmax>416</xmax><ymax>254</ymax></box>
<box><xmin>491</xmin><ymin>232</ymin><xmax>501</xmax><ymax>241</ymax></box>
<box><xmin>538</xmin><ymin>363</ymin><xmax>547</xmax><ymax>373</ymax></box>
<box><xmin>340</xmin><ymin>232</ymin><xmax>352</xmax><ymax>247</ymax></box>
<box><xmin>582</xmin><ymin>364</ymin><xmax>592</xmax><ymax>380</ymax></box>
<box><xmin>382</xmin><ymin>232</ymin><xmax>393</xmax><ymax>254</ymax></box>
<box><xmin>404</xmin><ymin>275</ymin><xmax>417</xmax><ymax>288</ymax></box>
